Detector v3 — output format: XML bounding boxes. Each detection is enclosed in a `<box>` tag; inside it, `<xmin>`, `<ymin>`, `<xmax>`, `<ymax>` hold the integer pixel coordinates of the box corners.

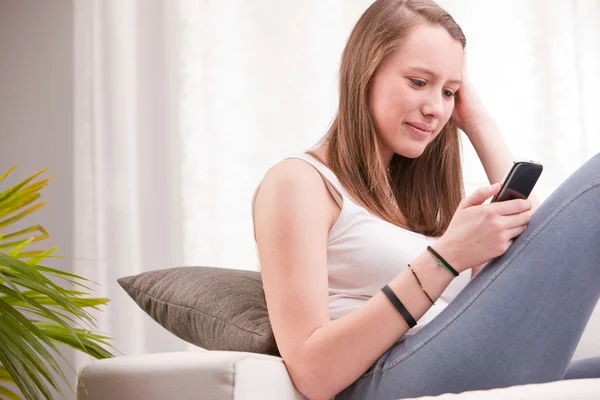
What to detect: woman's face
<box><xmin>369</xmin><ymin>23</ymin><xmax>464</xmax><ymax>164</ymax></box>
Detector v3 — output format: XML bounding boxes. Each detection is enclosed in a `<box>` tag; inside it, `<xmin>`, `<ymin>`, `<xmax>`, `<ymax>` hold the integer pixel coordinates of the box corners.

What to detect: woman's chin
<box><xmin>396</xmin><ymin>145</ymin><xmax>427</xmax><ymax>159</ymax></box>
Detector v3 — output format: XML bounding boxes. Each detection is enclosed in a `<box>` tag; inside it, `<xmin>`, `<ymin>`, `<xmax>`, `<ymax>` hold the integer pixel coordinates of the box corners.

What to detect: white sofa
<box><xmin>76</xmin><ymin>347</ymin><xmax>600</xmax><ymax>399</ymax></box>
<box><xmin>76</xmin><ymin>279</ymin><xmax>600</xmax><ymax>399</ymax></box>
<box><xmin>77</xmin><ymin>185</ymin><xmax>600</xmax><ymax>399</ymax></box>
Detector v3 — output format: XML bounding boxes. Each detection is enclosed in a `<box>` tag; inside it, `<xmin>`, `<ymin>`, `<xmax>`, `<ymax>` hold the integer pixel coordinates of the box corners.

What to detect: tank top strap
<box><xmin>285</xmin><ymin>152</ymin><xmax>348</xmax><ymax>208</ymax></box>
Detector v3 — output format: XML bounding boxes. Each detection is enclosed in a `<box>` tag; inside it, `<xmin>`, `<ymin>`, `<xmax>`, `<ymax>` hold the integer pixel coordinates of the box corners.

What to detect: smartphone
<box><xmin>491</xmin><ymin>160</ymin><xmax>543</xmax><ymax>202</ymax></box>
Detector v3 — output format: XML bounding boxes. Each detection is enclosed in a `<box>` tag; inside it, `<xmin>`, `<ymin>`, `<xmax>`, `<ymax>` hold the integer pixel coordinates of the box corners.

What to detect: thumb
<box><xmin>460</xmin><ymin>183</ymin><xmax>502</xmax><ymax>209</ymax></box>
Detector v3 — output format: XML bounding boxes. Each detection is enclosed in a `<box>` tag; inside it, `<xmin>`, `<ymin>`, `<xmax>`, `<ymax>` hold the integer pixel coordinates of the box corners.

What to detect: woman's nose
<box><xmin>421</xmin><ymin>93</ymin><xmax>444</xmax><ymax>119</ymax></box>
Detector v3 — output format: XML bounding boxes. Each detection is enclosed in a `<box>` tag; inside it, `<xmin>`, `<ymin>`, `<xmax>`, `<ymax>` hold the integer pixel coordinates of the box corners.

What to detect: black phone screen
<box><xmin>493</xmin><ymin>162</ymin><xmax>543</xmax><ymax>202</ymax></box>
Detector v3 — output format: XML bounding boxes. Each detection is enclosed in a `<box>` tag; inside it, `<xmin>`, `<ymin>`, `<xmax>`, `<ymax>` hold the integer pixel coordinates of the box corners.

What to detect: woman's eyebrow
<box><xmin>407</xmin><ymin>65</ymin><xmax>462</xmax><ymax>85</ymax></box>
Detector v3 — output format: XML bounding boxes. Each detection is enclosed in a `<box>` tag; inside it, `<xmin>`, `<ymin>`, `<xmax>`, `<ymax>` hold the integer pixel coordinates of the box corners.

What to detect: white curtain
<box><xmin>73</xmin><ymin>0</ymin><xmax>600</xmax><ymax>374</ymax></box>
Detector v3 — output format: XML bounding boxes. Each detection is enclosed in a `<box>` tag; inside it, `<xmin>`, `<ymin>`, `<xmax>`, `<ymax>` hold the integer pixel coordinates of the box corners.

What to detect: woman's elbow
<box><xmin>286</xmin><ymin>357</ymin><xmax>339</xmax><ymax>400</ymax></box>
<box><xmin>294</xmin><ymin>376</ymin><xmax>338</xmax><ymax>400</ymax></box>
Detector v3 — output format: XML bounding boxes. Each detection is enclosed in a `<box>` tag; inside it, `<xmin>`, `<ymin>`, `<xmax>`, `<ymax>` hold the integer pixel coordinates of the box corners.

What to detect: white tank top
<box><xmin>252</xmin><ymin>152</ymin><xmax>470</xmax><ymax>334</ymax></box>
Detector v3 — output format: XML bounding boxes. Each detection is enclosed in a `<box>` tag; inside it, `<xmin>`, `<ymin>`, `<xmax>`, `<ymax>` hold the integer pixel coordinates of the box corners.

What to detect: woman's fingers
<box><xmin>506</xmin><ymin>224</ymin><xmax>528</xmax><ymax>239</ymax></box>
<box><xmin>488</xmin><ymin>198</ymin><xmax>532</xmax><ymax>215</ymax></box>
<box><xmin>503</xmin><ymin>211</ymin><xmax>532</xmax><ymax>229</ymax></box>
<box><xmin>461</xmin><ymin>184</ymin><xmax>502</xmax><ymax>209</ymax></box>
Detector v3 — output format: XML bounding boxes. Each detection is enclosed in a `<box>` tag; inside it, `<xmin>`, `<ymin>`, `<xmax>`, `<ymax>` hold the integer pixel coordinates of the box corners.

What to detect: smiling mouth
<box><xmin>404</xmin><ymin>122</ymin><xmax>430</xmax><ymax>139</ymax></box>
<box><xmin>406</xmin><ymin>122</ymin><xmax>433</xmax><ymax>133</ymax></box>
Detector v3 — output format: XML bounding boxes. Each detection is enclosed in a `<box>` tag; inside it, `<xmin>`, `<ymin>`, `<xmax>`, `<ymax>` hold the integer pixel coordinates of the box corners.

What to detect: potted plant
<box><xmin>0</xmin><ymin>165</ymin><xmax>114</xmax><ymax>400</ymax></box>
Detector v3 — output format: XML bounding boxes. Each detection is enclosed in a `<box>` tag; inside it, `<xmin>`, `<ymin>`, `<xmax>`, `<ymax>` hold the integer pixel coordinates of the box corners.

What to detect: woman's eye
<box><xmin>410</xmin><ymin>78</ymin><xmax>455</xmax><ymax>98</ymax></box>
<box><xmin>443</xmin><ymin>90</ymin><xmax>456</xmax><ymax>98</ymax></box>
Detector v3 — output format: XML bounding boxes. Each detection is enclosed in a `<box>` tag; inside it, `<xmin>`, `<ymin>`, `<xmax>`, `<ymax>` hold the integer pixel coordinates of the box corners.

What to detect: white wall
<box><xmin>0</xmin><ymin>4</ymin><xmax>74</xmax><ymax>259</ymax></box>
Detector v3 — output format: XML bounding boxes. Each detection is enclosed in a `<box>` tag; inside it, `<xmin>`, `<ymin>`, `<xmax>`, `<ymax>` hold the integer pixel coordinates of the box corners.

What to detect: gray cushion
<box><xmin>118</xmin><ymin>267</ymin><xmax>279</xmax><ymax>356</ymax></box>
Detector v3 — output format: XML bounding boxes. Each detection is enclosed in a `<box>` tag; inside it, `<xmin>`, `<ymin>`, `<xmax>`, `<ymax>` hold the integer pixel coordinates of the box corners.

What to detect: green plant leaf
<box><xmin>0</xmin><ymin>384</ymin><xmax>22</xmax><ymax>400</ymax></box>
<box><xmin>4</xmin><ymin>290</ymin><xmax>109</xmax><ymax>309</ymax></box>
<box><xmin>4</xmin><ymin>291</ymin><xmax>108</xmax><ymax>329</ymax></box>
<box><xmin>6</xmin><ymin>236</ymin><xmax>36</xmax><ymax>258</ymax></box>
<box><xmin>2</xmin><ymin>274</ymin><xmax>93</xmax><ymax>323</ymax></box>
<box><xmin>0</xmin><ymin>255</ymin><xmax>76</xmax><ymax>301</ymax></box>
<box><xmin>0</xmin><ymin>366</ymin><xmax>12</xmax><ymax>381</ymax></box>
<box><xmin>22</xmin><ymin>307</ymin><xmax>82</xmax><ymax>327</ymax></box>
<box><xmin>0</xmin><ymin>225</ymin><xmax>49</xmax><ymax>251</ymax></box>
<box><xmin>0</xmin><ymin>283</ymin><xmax>96</xmax><ymax>399</ymax></box>
<box><xmin>0</xmin><ymin>303</ymin><xmax>66</xmax><ymax>396</ymax></box>
<box><xmin>0</xmin><ymin>271</ymin><xmax>95</xmax><ymax>361</ymax></box>
<box><xmin>0</xmin><ymin>326</ymin><xmax>54</xmax><ymax>400</ymax></box>
<box><xmin>0</xmin><ymin>346</ymin><xmax>35</xmax><ymax>399</ymax></box>
<box><xmin>35</xmin><ymin>323</ymin><xmax>116</xmax><ymax>359</ymax></box>
<box><xmin>0</xmin><ymin>275</ymin><xmax>93</xmax><ymax>342</ymax></box>
<box><xmin>0</xmin><ymin>202</ymin><xmax>46</xmax><ymax>232</ymax></box>
<box><xmin>0</xmin><ymin>300</ymin><xmax>67</xmax><ymax>366</ymax></box>
<box><xmin>0</xmin><ymin>271</ymin><xmax>27</xmax><ymax>303</ymax></box>
<box><xmin>0</xmin><ymin>192</ymin><xmax>42</xmax><ymax>220</ymax></box>
<box><xmin>0</xmin><ymin>167</ymin><xmax>47</xmax><ymax>205</ymax></box>
<box><xmin>0</xmin><ymin>178</ymin><xmax>52</xmax><ymax>214</ymax></box>
<box><xmin>0</xmin><ymin>165</ymin><xmax>113</xmax><ymax>400</ymax></box>
<box><xmin>0</xmin><ymin>164</ymin><xmax>18</xmax><ymax>181</ymax></box>
<box><xmin>12</xmin><ymin>249</ymin><xmax>45</xmax><ymax>257</ymax></box>
<box><xmin>29</xmin><ymin>261</ymin><xmax>99</xmax><ymax>292</ymax></box>
<box><xmin>23</xmin><ymin>246</ymin><xmax>56</xmax><ymax>265</ymax></box>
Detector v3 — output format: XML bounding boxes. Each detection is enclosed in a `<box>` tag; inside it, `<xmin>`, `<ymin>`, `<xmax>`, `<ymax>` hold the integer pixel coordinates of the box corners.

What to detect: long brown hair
<box><xmin>307</xmin><ymin>0</ymin><xmax>466</xmax><ymax>238</ymax></box>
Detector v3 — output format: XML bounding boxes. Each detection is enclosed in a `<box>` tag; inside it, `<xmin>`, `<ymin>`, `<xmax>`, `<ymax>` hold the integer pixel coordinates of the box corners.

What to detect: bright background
<box><xmin>1</xmin><ymin>0</ymin><xmax>599</xmax><ymax>392</ymax></box>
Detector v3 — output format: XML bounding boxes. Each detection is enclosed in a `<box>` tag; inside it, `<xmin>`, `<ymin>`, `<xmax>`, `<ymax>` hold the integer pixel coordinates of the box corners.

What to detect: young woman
<box><xmin>252</xmin><ymin>1</ymin><xmax>600</xmax><ymax>399</ymax></box>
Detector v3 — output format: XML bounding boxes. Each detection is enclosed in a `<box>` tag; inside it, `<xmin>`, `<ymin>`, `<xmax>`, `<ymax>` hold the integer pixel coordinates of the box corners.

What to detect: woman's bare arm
<box><xmin>254</xmin><ymin>159</ymin><xmax>457</xmax><ymax>400</ymax></box>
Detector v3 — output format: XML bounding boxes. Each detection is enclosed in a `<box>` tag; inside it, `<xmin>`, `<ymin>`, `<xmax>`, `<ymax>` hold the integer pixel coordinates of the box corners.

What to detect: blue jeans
<box><xmin>335</xmin><ymin>153</ymin><xmax>600</xmax><ymax>400</ymax></box>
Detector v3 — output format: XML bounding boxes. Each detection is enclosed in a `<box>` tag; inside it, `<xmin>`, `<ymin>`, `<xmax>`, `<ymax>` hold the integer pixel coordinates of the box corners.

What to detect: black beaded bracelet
<box><xmin>381</xmin><ymin>284</ymin><xmax>417</xmax><ymax>328</ymax></box>
<box><xmin>408</xmin><ymin>264</ymin><xmax>435</xmax><ymax>305</ymax></box>
<box><xmin>427</xmin><ymin>246</ymin><xmax>459</xmax><ymax>277</ymax></box>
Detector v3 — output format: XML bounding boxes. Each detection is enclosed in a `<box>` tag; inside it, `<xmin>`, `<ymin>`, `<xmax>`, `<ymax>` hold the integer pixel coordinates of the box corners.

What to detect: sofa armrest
<box><xmin>77</xmin><ymin>350</ymin><xmax>307</xmax><ymax>400</ymax></box>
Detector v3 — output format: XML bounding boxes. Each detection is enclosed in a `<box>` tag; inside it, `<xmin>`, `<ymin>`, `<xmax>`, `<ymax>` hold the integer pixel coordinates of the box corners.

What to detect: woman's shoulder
<box><xmin>259</xmin><ymin>157</ymin><xmax>336</xmax><ymax>208</ymax></box>
<box><xmin>267</xmin><ymin>155</ymin><xmax>322</xmax><ymax>179</ymax></box>
<box><xmin>260</xmin><ymin>148</ymin><xmax>332</xmax><ymax>189</ymax></box>
<box><xmin>253</xmin><ymin>156</ymin><xmax>340</xmax><ymax>233</ymax></box>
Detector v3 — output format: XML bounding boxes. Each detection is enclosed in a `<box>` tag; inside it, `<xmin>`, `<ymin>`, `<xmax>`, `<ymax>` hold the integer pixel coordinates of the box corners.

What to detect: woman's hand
<box><xmin>451</xmin><ymin>52</ymin><xmax>490</xmax><ymax>136</ymax></box>
<box><xmin>434</xmin><ymin>183</ymin><xmax>533</xmax><ymax>272</ymax></box>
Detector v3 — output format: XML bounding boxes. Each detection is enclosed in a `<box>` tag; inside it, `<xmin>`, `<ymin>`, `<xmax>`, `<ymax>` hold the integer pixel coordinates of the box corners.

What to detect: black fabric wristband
<box><xmin>427</xmin><ymin>245</ymin><xmax>459</xmax><ymax>277</ymax></box>
<box><xmin>381</xmin><ymin>284</ymin><xmax>417</xmax><ymax>328</ymax></box>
